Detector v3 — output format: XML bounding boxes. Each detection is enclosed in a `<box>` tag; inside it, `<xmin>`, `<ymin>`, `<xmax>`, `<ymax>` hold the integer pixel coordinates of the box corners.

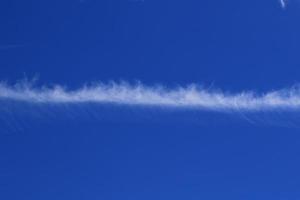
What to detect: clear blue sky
<box><xmin>1</xmin><ymin>0</ymin><xmax>300</xmax><ymax>199</ymax></box>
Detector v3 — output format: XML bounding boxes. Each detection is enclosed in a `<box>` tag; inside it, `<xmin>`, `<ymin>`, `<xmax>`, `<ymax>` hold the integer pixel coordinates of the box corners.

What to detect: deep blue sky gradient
<box><xmin>1</xmin><ymin>0</ymin><xmax>300</xmax><ymax>199</ymax></box>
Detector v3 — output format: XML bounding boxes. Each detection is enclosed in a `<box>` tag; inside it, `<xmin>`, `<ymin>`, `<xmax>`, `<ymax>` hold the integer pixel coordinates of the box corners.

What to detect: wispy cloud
<box><xmin>1</xmin><ymin>81</ymin><xmax>300</xmax><ymax>112</ymax></box>
<box><xmin>280</xmin><ymin>0</ymin><xmax>287</xmax><ymax>9</ymax></box>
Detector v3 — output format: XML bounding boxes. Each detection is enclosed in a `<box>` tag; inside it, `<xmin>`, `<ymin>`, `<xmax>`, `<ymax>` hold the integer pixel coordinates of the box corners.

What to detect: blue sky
<box><xmin>1</xmin><ymin>0</ymin><xmax>300</xmax><ymax>199</ymax></box>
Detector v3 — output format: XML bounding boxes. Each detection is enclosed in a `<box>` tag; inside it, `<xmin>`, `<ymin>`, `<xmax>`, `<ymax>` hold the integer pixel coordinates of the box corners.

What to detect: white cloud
<box><xmin>0</xmin><ymin>81</ymin><xmax>299</xmax><ymax>112</ymax></box>
<box><xmin>280</xmin><ymin>0</ymin><xmax>287</xmax><ymax>9</ymax></box>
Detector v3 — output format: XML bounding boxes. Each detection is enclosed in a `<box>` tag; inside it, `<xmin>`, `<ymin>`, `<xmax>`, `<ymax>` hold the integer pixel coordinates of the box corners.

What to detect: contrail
<box><xmin>0</xmin><ymin>81</ymin><xmax>300</xmax><ymax>112</ymax></box>
<box><xmin>280</xmin><ymin>0</ymin><xmax>287</xmax><ymax>9</ymax></box>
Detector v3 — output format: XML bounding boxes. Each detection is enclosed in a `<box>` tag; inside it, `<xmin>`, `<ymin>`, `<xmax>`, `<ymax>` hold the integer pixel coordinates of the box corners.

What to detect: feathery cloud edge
<box><xmin>280</xmin><ymin>0</ymin><xmax>287</xmax><ymax>9</ymax></box>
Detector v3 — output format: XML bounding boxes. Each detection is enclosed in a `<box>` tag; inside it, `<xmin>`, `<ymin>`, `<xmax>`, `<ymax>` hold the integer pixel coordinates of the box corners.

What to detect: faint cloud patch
<box><xmin>280</xmin><ymin>0</ymin><xmax>287</xmax><ymax>9</ymax></box>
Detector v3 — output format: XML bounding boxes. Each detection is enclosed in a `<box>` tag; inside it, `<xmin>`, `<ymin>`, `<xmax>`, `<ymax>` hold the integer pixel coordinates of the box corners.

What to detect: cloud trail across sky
<box><xmin>1</xmin><ymin>81</ymin><xmax>300</xmax><ymax>112</ymax></box>
<box><xmin>280</xmin><ymin>0</ymin><xmax>287</xmax><ymax>9</ymax></box>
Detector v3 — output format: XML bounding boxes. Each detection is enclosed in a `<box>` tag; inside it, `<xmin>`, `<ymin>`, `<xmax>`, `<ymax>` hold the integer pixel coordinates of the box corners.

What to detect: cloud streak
<box><xmin>0</xmin><ymin>81</ymin><xmax>300</xmax><ymax>112</ymax></box>
<box><xmin>280</xmin><ymin>0</ymin><xmax>287</xmax><ymax>9</ymax></box>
